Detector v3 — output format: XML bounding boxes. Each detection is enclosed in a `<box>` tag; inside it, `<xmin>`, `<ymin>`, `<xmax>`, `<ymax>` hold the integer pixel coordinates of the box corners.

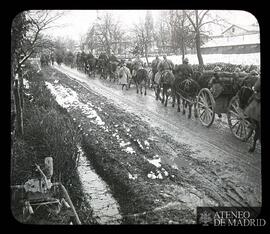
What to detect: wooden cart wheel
<box><xmin>197</xmin><ymin>88</ymin><xmax>216</xmax><ymax>127</ymax></box>
<box><xmin>227</xmin><ymin>95</ymin><xmax>253</xmax><ymax>141</ymax></box>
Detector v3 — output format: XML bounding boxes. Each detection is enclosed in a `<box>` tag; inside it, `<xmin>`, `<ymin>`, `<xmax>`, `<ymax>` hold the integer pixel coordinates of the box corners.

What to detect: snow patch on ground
<box><xmin>23</xmin><ymin>79</ymin><xmax>30</xmax><ymax>89</ymax></box>
<box><xmin>136</xmin><ymin>139</ymin><xmax>144</xmax><ymax>149</ymax></box>
<box><xmin>123</xmin><ymin>124</ymin><xmax>130</xmax><ymax>132</ymax></box>
<box><xmin>144</xmin><ymin>140</ymin><xmax>150</xmax><ymax>149</ymax></box>
<box><xmin>45</xmin><ymin>82</ymin><xmax>108</xmax><ymax>131</ymax></box>
<box><xmin>161</xmin><ymin>168</ymin><xmax>169</xmax><ymax>177</ymax></box>
<box><xmin>147</xmin><ymin>157</ymin><xmax>161</xmax><ymax>168</ymax></box>
<box><xmin>128</xmin><ymin>173</ymin><xmax>138</xmax><ymax>180</ymax></box>
<box><xmin>111</xmin><ymin>129</ymin><xmax>136</xmax><ymax>155</ymax></box>
<box><xmin>123</xmin><ymin>147</ymin><xmax>136</xmax><ymax>154</ymax></box>
<box><xmin>119</xmin><ymin>141</ymin><xmax>131</xmax><ymax>147</ymax></box>
<box><xmin>145</xmin><ymin>155</ymin><xmax>169</xmax><ymax>179</ymax></box>
<box><xmin>147</xmin><ymin>170</ymin><xmax>163</xmax><ymax>180</ymax></box>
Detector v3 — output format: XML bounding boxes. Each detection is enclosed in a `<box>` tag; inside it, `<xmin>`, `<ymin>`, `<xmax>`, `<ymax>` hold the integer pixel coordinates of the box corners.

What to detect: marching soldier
<box><xmin>118</xmin><ymin>59</ymin><xmax>132</xmax><ymax>90</ymax></box>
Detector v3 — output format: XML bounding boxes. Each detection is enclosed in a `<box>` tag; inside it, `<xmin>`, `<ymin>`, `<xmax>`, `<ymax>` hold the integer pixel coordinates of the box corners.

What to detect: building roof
<box><xmin>201</xmin><ymin>33</ymin><xmax>260</xmax><ymax>48</ymax></box>
<box><xmin>221</xmin><ymin>24</ymin><xmax>259</xmax><ymax>35</ymax></box>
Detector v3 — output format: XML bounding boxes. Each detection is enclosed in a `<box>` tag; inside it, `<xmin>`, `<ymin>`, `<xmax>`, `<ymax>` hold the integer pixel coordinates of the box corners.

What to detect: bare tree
<box><xmin>167</xmin><ymin>10</ymin><xmax>194</xmax><ymax>62</ymax></box>
<box><xmin>83</xmin><ymin>24</ymin><xmax>97</xmax><ymax>53</ymax></box>
<box><xmin>93</xmin><ymin>12</ymin><xmax>124</xmax><ymax>55</ymax></box>
<box><xmin>132</xmin><ymin>11</ymin><xmax>155</xmax><ymax>65</ymax></box>
<box><xmin>154</xmin><ymin>11</ymin><xmax>171</xmax><ymax>54</ymax></box>
<box><xmin>184</xmin><ymin>10</ymin><xmax>224</xmax><ymax>67</ymax></box>
<box><xmin>11</xmin><ymin>10</ymin><xmax>65</xmax><ymax>137</ymax></box>
<box><xmin>17</xmin><ymin>10</ymin><xmax>65</xmax><ymax>70</ymax></box>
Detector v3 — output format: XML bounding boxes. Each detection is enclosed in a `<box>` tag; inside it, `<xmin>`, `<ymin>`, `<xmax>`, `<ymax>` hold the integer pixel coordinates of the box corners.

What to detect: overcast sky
<box><xmin>43</xmin><ymin>10</ymin><xmax>258</xmax><ymax>42</ymax></box>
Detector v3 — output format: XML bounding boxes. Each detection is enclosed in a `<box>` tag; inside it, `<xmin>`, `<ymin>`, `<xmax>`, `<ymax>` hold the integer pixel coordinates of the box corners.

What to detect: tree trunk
<box><xmin>18</xmin><ymin>69</ymin><xmax>24</xmax><ymax>109</ymax></box>
<box><xmin>145</xmin><ymin>45</ymin><xmax>149</xmax><ymax>66</ymax></box>
<box><xmin>13</xmin><ymin>79</ymin><xmax>23</xmax><ymax>137</ymax></box>
<box><xmin>181</xmin><ymin>37</ymin><xmax>185</xmax><ymax>63</ymax></box>
<box><xmin>195</xmin><ymin>32</ymin><xmax>204</xmax><ymax>67</ymax></box>
<box><xmin>11</xmin><ymin>88</ymin><xmax>16</xmax><ymax>182</ymax></box>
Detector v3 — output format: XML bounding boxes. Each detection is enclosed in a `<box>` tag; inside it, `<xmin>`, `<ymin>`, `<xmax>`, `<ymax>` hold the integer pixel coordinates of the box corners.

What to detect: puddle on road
<box><xmin>77</xmin><ymin>145</ymin><xmax>122</xmax><ymax>224</ymax></box>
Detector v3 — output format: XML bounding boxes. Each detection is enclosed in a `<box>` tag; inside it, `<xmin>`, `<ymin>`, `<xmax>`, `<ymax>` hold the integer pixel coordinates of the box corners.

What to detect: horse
<box><xmin>126</xmin><ymin>62</ymin><xmax>135</xmax><ymax>88</ymax></box>
<box><xmin>85</xmin><ymin>53</ymin><xmax>97</xmax><ymax>77</ymax></box>
<box><xmin>178</xmin><ymin>77</ymin><xmax>200</xmax><ymax>119</ymax></box>
<box><xmin>108</xmin><ymin>61</ymin><xmax>119</xmax><ymax>82</ymax></box>
<box><xmin>76</xmin><ymin>52</ymin><xmax>83</xmax><ymax>71</ymax></box>
<box><xmin>50</xmin><ymin>53</ymin><xmax>55</xmax><ymax>66</ymax></box>
<box><xmin>132</xmin><ymin>68</ymin><xmax>149</xmax><ymax>95</ymax></box>
<box><xmin>158</xmin><ymin>70</ymin><xmax>175</xmax><ymax>107</ymax></box>
<box><xmin>78</xmin><ymin>52</ymin><xmax>87</xmax><ymax>73</ymax></box>
<box><xmin>172</xmin><ymin>65</ymin><xmax>200</xmax><ymax>118</ymax></box>
<box><xmin>40</xmin><ymin>53</ymin><xmax>50</xmax><ymax>67</ymax></box>
<box><xmin>238</xmin><ymin>78</ymin><xmax>260</xmax><ymax>152</ymax></box>
<box><xmin>145</xmin><ymin>67</ymin><xmax>153</xmax><ymax>89</ymax></box>
<box><xmin>97</xmin><ymin>53</ymin><xmax>109</xmax><ymax>79</ymax></box>
<box><xmin>153</xmin><ymin>71</ymin><xmax>162</xmax><ymax>101</ymax></box>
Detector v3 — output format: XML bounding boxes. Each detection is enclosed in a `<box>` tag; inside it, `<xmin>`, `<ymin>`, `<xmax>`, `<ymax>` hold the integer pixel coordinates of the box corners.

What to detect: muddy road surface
<box><xmin>43</xmin><ymin>64</ymin><xmax>261</xmax><ymax>224</ymax></box>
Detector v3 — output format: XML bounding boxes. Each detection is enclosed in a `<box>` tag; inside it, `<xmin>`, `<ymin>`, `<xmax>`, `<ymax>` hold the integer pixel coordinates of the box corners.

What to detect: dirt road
<box><xmin>45</xmin><ymin>64</ymin><xmax>261</xmax><ymax>224</ymax></box>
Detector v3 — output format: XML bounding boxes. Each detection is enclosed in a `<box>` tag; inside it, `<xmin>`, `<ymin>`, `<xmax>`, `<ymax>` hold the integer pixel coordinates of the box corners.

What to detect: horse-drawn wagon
<box><xmin>195</xmin><ymin>70</ymin><xmax>259</xmax><ymax>141</ymax></box>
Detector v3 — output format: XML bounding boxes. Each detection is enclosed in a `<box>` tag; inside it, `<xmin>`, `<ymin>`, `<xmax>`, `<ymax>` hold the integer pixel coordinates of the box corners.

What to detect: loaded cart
<box><xmin>196</xmin><ymin>70</ymin><xmax>258</xmax><ymax>141</ymax></box>
<box><xmin>11</xmin><ymin>157</ymin><xmax>81</xmax><ymax>224</ymax></box>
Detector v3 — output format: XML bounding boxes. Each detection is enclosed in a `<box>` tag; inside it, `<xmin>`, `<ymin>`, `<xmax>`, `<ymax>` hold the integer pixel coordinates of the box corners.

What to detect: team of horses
<box><xmin>43</xmin><ymin>51</ymin><xmax>260</xmax><ymax>153</ymax></box>
<box><xmin>75</xmin><ymin>52</ymin><xmax>150</xmax><ymax>95</ymax></box>
<box><xmin>74</xmin><ymin>53</ymin><xmax>260</xmax><ymax>153</ymax></box>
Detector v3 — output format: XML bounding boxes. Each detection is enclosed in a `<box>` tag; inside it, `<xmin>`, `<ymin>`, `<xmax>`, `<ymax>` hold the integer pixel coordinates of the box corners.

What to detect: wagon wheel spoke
<box><xmin>203</xmin><ymin>110</ymin><xmax>208</xmax><ymax>123</ymax></box>
<box><xmin>198</xmin><ymin>97</ymin><xmax>206</xmax><ymax>105</ymax></box>
<box><xmin>235</xmin><ymin>121</ymin><xmax>241</xmax><ymax>136</ymax></box>
<box><xmin>243</xmin><ymin>119</ymin><xmax>251</xmax><ymax>127</ymax></box>
<box><xmin>242</xmin><ymin>122</ymin><xmax>247</xmax><ymax>138</ymax></box>
<box><xmin>197</xmin><ymin>101</ymin><xmax>207</xmax><ymax>109</ymax></box>
<box><xmin>204</xmin><ymin>109</ymin><xmax>209</xmax><ymax>123</ymax></box>
<box><xmin>228</xmin><ymin>110</ymin><xmax>240</xmax><ymax>119</ymax></box>
<box><xmin>227</xmin><ymin>95</ymin><xmax>254</xmax><ymax>141</ymax></box>
<box><xmin>231</xmin><ymin>119</ymin><xmax>240</xmax><ymax>130</ymax></box>
<box><xmin>207</xmin><ymin>109</ymin><xmax>214</xmax><ymax>123</ymax></box>
<box><xmin>205</xmin><ymin>110</ymin><xmax>211</xmax><ymax>123</ymax></box>
<box><xmin>198</xmin><ymin>96</ymin><xmax>210</xmax><ymax>110</ymax></box>
<box><xmin>239</xmin><ymin>122</ymin><xmax>243</xmax><ymax>138</ymax></box>
<box><xmin>199</xmin><ymin>109</ymin><xmax>206</xmax><ymax>118</ymax></box>
<box><xmin>230</xmin><ymin>104</ymin><xmax>240</xmax><ymax>115</ymax></box>
<box><xmin>201</xmin><ymin>108</ymin><xmax>207</xmax><ymax>122</ymax></box>
<box><xmin>202</xmin><ymin>92</ymin><xmax>209</xmax><ymax>106</ymax></box>
<box><xmin>198</xmin><ymin>94</ymin><xmax>206</xmax><ymax>106</ymax></box>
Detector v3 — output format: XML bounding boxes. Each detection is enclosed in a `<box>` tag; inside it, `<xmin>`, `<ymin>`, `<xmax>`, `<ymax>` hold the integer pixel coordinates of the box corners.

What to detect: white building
<box><xmin>200</xmin><ymin>23</ymin><xmax>260</xmax><ymax>54</ymax></box>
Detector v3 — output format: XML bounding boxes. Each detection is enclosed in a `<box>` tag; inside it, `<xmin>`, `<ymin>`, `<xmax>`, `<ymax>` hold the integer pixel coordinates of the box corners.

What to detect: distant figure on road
<box><xmin>50</xmin><ymin>53</ymin><xmax>55</xmax><ymax>66</ymax></box>
<box><xmin>118</xmin><ymin>60</ymin><xmax>132</xmax><ymax>90</ymax></box>
<box><xmin>151</xmin><ymin>55</ymin><xmax>161</xmax><ymax>86</ymax></box>
<box><xmin>126</xmin><ymin>58</ymin><xmax>133</xmax><ymax>71</ymax></box>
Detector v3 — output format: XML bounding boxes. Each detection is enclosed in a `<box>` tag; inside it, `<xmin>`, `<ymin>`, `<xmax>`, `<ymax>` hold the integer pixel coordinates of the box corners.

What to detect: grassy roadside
<box><xmin>11</xmin><ymin>62</ymin><xmax>96</xmax><ymax>224</ymax></box>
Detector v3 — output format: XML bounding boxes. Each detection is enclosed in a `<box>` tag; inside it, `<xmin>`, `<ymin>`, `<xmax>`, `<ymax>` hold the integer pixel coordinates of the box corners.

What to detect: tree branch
<box><xmin>198</xmin><ymin>10</ymin><xmax>209</xmax><ymax>26</ymax></box>
<box><xmin>184</xmin><ymin>11</ymin><xmax>196</xmax><ymax>30</ymax></box>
